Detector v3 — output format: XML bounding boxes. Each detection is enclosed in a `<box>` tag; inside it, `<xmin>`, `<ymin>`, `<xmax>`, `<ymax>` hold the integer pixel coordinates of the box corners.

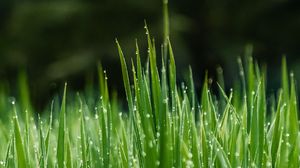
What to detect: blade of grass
<box><xmin>13</xmin><ymin>103</ymin><xmax>27</xmax><ymax>168</ymax></box>
<box><xmin>117</xmin><ymin>40</ymin><xmax>144</xmax><ymax>167</ymax></box>
<box><xmin>57</xmin><ymin>83</ymin><xmax>67</xmax><ymax>168</ymax></box>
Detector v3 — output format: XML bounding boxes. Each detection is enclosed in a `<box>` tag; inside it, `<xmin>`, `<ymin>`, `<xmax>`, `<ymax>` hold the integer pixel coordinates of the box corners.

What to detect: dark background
<box><xmin>1</xmin><ymin>0</ymin><xmax>300</xmax><ymax>111</ymax></box>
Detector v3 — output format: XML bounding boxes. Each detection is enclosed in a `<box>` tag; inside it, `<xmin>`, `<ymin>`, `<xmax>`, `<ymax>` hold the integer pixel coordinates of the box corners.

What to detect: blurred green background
<box><xmin>1</xmin><ymin>0</ymin><xmax>300</xmax><ymax>110</ymax></box>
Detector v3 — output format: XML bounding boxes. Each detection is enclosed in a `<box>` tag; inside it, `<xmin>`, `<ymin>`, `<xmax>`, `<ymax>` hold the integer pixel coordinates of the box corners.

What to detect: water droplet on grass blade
<box><xmin>148</xmin><ymin>141</ymin><xmax>153</xmax><ymax>148</ymax></box>
<box><xmin>188</xmin><ymin>152</ymin><xmax>193</xmax><ymax>159</ymax></box>
<box><xmin>163</xmin><ymin>97</ymin><xmax>169</xmax><ymax>104</ymax></box>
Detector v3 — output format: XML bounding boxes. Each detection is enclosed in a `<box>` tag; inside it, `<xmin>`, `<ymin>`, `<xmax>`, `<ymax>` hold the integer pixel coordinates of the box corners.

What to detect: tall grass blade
<box><xmin>57</xmin><ymin>83</ymin><xmax>67</xmax><ymax>168</ymax></box>
<box><xmin>13</xmin><ymin>104</ymin><xmax>27</xmax><ymax>168</ymax></box>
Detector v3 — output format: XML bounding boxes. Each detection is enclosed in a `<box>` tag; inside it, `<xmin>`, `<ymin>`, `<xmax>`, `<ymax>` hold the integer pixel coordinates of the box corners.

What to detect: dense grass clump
<box><xmin>0</xmin><ymin>27</ymin><xmax>299</xmax><ymax>167</ymax></box>
<box><xmin>0</xmin><ymin>3</ymin><xmax>299</xmax><ymax>166</ymax></box>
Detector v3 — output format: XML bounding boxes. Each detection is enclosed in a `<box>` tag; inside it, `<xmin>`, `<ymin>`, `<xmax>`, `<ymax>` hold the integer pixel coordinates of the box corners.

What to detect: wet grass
<box><xmin>0</xmin><ymin>1</ymin><xmax>299</xmax><ymax>167</ymax></box>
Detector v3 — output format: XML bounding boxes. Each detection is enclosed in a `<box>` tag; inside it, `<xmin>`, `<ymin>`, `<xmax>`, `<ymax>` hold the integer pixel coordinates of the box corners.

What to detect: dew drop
<box><xmin>235</xmin><ymin>152</ymin><xmax>240</xmax><ymax>157</ymax></box>
<box><xmin>239</xmin><ymin>70</ymin><xmax>244</xmax><ymax>76</ymax></box>
<box><xmin>186</xmin><ymin>160</ymin><xmax>193</xmax><ymax>167</ymax></box>
<box><xmin>188</xmin><ymin>152</ymin><xmax>193</xmax><ymax>159</ymax></box>
<box><xmin>148</xmin><ymin>141</ymin><xmax>153</xmax><ymax>148</ymax></box>
<box><xmin>163</xmin><ymin>97</ymin><xmax>169</xmax><ymax>104</ymax></box>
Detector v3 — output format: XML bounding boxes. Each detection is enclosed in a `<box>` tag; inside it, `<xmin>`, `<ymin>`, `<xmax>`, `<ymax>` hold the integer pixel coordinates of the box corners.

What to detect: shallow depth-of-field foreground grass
<box><xmin>0</xmin><ymin>7</ymin><xmax>300</xmax><ymax>166</ymax></box>
<box><xmin>0</xmin><ymin>30</ymin><xmax>299</xmax><ymax>168</ymax></box>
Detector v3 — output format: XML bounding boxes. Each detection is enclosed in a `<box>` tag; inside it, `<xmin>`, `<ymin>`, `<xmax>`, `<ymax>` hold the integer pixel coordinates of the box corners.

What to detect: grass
<box><xmin>0</xmin><ymin>3</ymin><xmax>300</xmax><ymax>168</ymax></box>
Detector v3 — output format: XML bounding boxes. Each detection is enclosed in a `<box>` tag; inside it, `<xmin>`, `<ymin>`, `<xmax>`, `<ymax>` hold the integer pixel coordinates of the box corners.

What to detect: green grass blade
<box><xmin>201</xmin><ymin>73</ymin><xmax>217</xmax><ymax>132</ymax></box>
<box><xmin>145</xmin><ymin>24</ymin><xmax>161</xmax><ymax>130</ymax></box>
<box><xmin>270</xmin><ymin>90</ymin><xmax>283</xmax><ymax>165</ymax></box>
<box><xmin>168</xmin><ymin>39</ymin><xmax>177</xmax><ymax>113</ymax></box>
<box><xmin>13</xmin><ymin>105</ymin><xmax>27</xmax><ymax>168</ymax></box>
<box><xmin>246</xmin><ymin>56</ymin><xmax>255</xmax><ymax>133</ymax></box>
<box><xmin>287</xmin><ymin>72</ymin><xmax>299</xmax><ymax>166</ymax></box>
<box><xmin>38</xmin><ymin>115</ymin><xmax>46</xmax><ymax>168</ymax></box>
<box><xmin>66</xmin><ymin>130</ymin><xmax>72</xmax><ymax>168</ymax></box>
<box><xmin>57</xmin><ymin>83</ymin><xmax>67</xmax><ymax>168</ymax></box>
<box><xmin>18</xmin><ymin>70</ymin><xmax>32</xmax><ymax>117</ymax></box>
<box><xmin>162</xmin><ymin>0</ymin><xmax>169</xmax><ymax>46</ymax></box>
<box><xmin>281</xmin><ymin>57</ymin><xmax>289</xmax><ymax>100</ymax></box>
<box><xmin>117</xmin><ymin>40</ymin><xmax>144</xmax><ymax>167</ymax></box>
<box><xmin>116</xmin><ymin>40</ymin><xmax>133</xmax><ymax>113</ymax></box>
<box><xmin>80</xmin><ymin>113</ymin><xmax>87</xmax><ymax>168</ymax></box>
